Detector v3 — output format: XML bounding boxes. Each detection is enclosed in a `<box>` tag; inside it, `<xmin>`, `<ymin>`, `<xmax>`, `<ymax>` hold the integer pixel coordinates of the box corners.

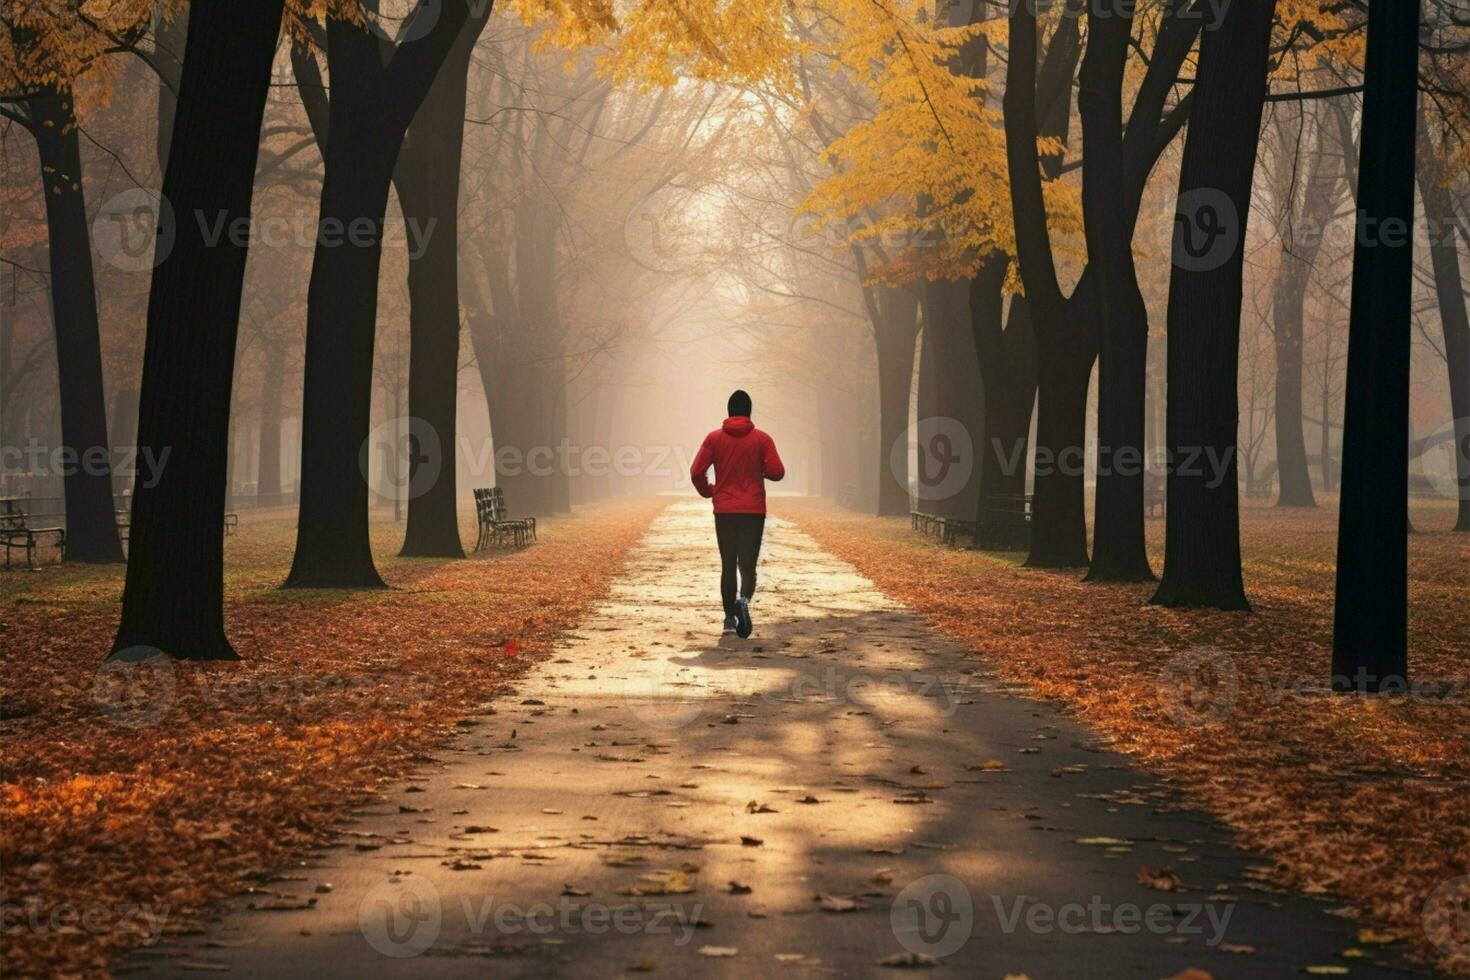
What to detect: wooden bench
<box><xmin>976</xmin><ymin>492</ymin><xmax>1032</xmax><ymax>551</ymax></box>
<box><xmin>938</xmin><ymin>517</ymin><xmax>976</xmax><ymax>546</ymax></box>
<box><xmin>836</xmin><ymin>484</ymin><xmax>860</xmax><ymax>510</ymax></box>
<box><xmin>911</xmin><ymin>510</ymin><xmax>979</xmax><ymax>547</ymax></box>
<box><xmin>1244</xmin><ymin>478</ymin><xmax>1273</xmax><ymax>501</ymax></box>
<box><xmin>473</xmin><ymin>487</ymin><xmax>535</xmax><ymax>550</ymax></box>
<box><xmin>910</xmin><ymin>511</ymin><xmax>940</xmax><ymax>535</ymax></box>
<box><xmin>0</xmin><ymin>499</ymin><xmax>65</xmax><ymax>570</ymax></box>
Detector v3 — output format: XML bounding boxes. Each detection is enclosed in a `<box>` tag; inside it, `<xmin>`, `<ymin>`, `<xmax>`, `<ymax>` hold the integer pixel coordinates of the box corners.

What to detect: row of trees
<box><xmin>3</xmin><ymin>1</ymin><xmax>1465</xmax><ymax>691</ymax></box>
<box><xmin>784</xmin><ymin>0</ymin><xmax>1466</xmax><ymax>690</ymax></box>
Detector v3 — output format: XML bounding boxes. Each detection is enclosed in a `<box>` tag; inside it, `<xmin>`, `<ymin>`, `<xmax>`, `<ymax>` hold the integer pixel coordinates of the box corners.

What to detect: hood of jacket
<box><xmin>722</xmin><ymin>416</ymin><xmax>754</xmax><ymax>437</ymax></box>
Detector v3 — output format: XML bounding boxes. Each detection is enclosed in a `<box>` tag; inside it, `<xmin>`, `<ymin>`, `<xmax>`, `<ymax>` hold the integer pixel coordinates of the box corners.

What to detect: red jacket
<box><xmin>690</xmin><ymin>417</ymin><xmax>785</xmax><ymax>514</ymax></box>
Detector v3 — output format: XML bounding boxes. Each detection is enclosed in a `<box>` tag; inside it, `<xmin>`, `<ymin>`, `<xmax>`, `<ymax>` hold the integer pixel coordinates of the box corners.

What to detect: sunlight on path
<box><xmin>130</xmin><ymin>501</ymin><xmax>1407</xmax><ymax>978</ymax></box>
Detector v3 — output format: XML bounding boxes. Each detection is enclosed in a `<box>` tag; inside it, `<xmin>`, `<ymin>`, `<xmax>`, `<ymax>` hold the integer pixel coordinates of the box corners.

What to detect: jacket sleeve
<box><xmin>762</xmin><ymin>433</ymin><xmax>786</xmax><ymax>482</ymax></box>
<box><xmin>690</xmin><ymin>436</ymin><xmax>715</xmax><ymax>498</ymax></box>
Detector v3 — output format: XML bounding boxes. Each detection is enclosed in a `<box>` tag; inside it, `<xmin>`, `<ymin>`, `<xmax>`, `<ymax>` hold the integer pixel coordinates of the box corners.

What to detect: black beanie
<box><xmin>728</xmin><ymin>390</ymin><xmax>752</xmax><ymax>417</ymax></box>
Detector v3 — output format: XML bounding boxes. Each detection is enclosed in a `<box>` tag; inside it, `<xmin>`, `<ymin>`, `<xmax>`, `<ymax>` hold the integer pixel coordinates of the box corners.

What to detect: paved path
<box><xmin>132</xmin><ymin>502</ymin><xmax>1414</xmax><ymax>978</ymax></box>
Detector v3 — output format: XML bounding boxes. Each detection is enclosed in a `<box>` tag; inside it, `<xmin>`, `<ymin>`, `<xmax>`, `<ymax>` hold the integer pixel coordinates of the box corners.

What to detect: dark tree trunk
<box><xmin>1417</xmin><ymin>113</ymin><xmax>1470</xmax><ymax>533</ymax></box>
<box><xmin>1331</xmin><ymin>0</ymin><xmax>1419</xmax><ymax>692</ymax></box>
<box><xmin>549</xmin><ymin>365</ymin><xmax>572</xmax><ymax>513</ymax></box>
<box><xmin>112</xmin><ymin>0</ymin><xmax>286</xmax><ymax>660</ymax></box>
<box><xmin>110</xmin><ymin>386</ymin><xmax>138</xmax><ymax>497</ymax></box>
<box><xmin>1270</xmin><ymin>134</ymin><xmax>1335</xmax><ymax>508</ymax></box>
<box><xmin>257</xmin><ymin>342</ymin><xmax>284</xmax><ymax>502</ymax></box>
<box><xmin>26</xmin><ymin>90</ymin><xmax>125</xmax><ymax>564</ymax></box>
<box><xmin>1005</xmin><ymin>0</ymin><xmax>1094</xmax><ymax>569</ymax></box>
<box><xmin>394</xmin><ymin>20</ymin><xmax>486</xmax><ymax>557</ymax></box>
<box><xmin>872</xmin><ymin>286</ymin><xmax>921</xmax><ymax>516</ymax></box>
<box><xmin>286</xmin><ymin>3</ymin><xmax>477</xmax><ymax>588</ymax></box>
<box><xmin>1028</xmin><ymin>300</ymin><xmax>1095</xmax><ymax>568</ymax></box>
<box><xmin>916</xmin><ymin>319</ymin><xmax>938</xmax><ymax>455</ymax></box>
<box><xmin>973</xmin><ymin>284</ymin><xmax>1036</xmax><ymax>548</ymax></box>
<box><xmin>154</xmin><ymin>7</ymin><xmax>187</xmax><ymax>170</ymax></box>
<box><xmin>1081</xmin><ymin>4</ymin><xmax>1152</xmax><ymax>581</ymax></box>
<box><xmin>1151</xmin><ymin>0</ymin><xmax>1278</xmax><ymax>610</ymax></box>
<box><xmin>1272</xmin><ymin>268</ymin><xmax>1317</xmax><ymax>507</ymax></box>
<box><xmin>1320</xmin><ymin>363</ymin><xmax>1337</xmax><ymax>493</ymax></box>
<box><xmin>918</xmin><ymin>278</ymin><xmax>984</xmax><ymax>520</ymax></box>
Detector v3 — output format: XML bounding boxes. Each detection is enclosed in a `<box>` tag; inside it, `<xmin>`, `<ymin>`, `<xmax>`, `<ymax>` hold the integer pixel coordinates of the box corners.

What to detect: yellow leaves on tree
<box><xmin>797</xmin><ymin>1</ymin><xmax>1079</xmax><ymax>288</ymax></box>
<box><xmin>511</xmin><ymin>0</ymin><xmax>798</xmax><ymax>90</ymax></box>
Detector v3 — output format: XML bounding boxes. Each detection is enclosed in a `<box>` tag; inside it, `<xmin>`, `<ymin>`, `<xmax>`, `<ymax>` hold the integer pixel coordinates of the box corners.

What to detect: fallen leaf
<box><xmin>1136</xmin><ymin>866</ymin><xmax>1183</xmax><ymax>892</ymax></box>
<box><xmin>698</xmin><ymin>946</ymin><xmax>738</xmax><ymax>958</ymax></box>
<box><xmin>816</xmin><ymin>892</ymin><xmax>868</xmax><ymax>913</ymax></box>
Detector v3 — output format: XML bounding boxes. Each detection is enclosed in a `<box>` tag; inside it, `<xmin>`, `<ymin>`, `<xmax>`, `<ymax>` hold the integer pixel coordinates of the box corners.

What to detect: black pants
<box><xmin>714</xmin><ymin>514</ymin><xmax>765</xmax><ymax>617</ymax></box>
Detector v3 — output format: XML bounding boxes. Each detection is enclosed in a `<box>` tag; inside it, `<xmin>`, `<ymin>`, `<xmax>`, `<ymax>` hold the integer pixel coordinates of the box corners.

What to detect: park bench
<box><xmin>1244</xmin><ymin>477</ymin><xmax>1273</xmax><ymax>501</ymax></box>
<box><xmin>976</xmin><ymin>492</ymin><xmax>1032</xmax><ymax>551</ymax></box>
<box><xmin>836</xmin><ymin>484</ymin><xmax>860</xmax><ymax>510</ymax></box>
<box><xmin>0</xmin><ymin>497</ymin><xmax>65</xmax><ymax>570</ymax></box>
<box><xmin>911</xmin><ymin>510</ymin><xmax>979</xmax><ymax>547</ymax></box>
<box><xmin>938</xmin><ymin>517</ymin><xmax>977</xmax><ymax>546</ymax></box>
<box><xmin>910</xmin><ymin>511</ymin><xmax>940</xmax><ymax>535</ymax></box>
<box><xmin>473</xmin><ymin>487</ymin><xmax>536</xmax><ymax>550</ymax></box>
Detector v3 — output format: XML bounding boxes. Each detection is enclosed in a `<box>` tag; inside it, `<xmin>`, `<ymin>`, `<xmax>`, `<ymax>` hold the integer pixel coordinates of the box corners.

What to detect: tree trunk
<box><xmin>1270</xmin><ymin>127</ymin><xmax>1337</xmax><ymax>508</ymax></box>
<box><xmin>112</xmin><ymin>0</ymin><xmax>287</xmax><ymax>660</ymax></box>
<box><xmin>872</xmin><ymin>286</ymin><xmax>920</xmax><ymax>516</ymax></box>
<box><xmin>286</xmin><ymin>121</ymin><xmax>397</xmax><ymax>586</ymax></box>
<box><xmin>1272</xmin><ymin>265</ymin><xmax>1316</xmax><ymax>507</ymax></box>
<box><xmin>1320</xmin><ymin>360</ymin><xmax>1336</xmax><ymax>493</ymax></box>
<box><xmin>1004</xmin><ymin>0</ymin><xmax>1094</xmax><ymax>569</ymax></box>
<box><xmin>1150</xmin><ymin>0</ymin><xmax>1278</xmax><ymax>610</ymax></box>
<box><xmin>918</xmin><ymin>278</ymin><xmax>984</xmax><ymax>520</ymax></box>
<box><xmin>1416</xmin><ymin>113</ymin><xmax>1470</xmax><ymax>533</ymax></box>
<box><xmin>1331</xmin><ymin>0</ymin><xmax>1419</xmax><ymax>692</ymax></box>
<box><xmin>973</xmin><ymin>286</ymin><xmax>1036</xmax><ymax>548</ymax></box>
<box><xmin>394</xmin><ymin>22</ymin><xmax>485</xmax><ymax>557</ymax></box>
<box><xmin>257</xmin><ymin>342</ymin><xmax>284</xmax><ymax>502</ymax></box>
<box><xmin>27</xmin><ymin>89</ymin><xmax>125</xmax><ymax>564</ymax></box>
<box><xmin>110</xmin><ymin>385</ymin><xmax>138</xmax><ymax>497</ymax></box>
<box><xmin>1027</xmin><ymin>303</ymin><xmax>1094</xmax><ymax>569</ymax></box>
<box><xmin>1080</xmin><ymin>4</ymin><xmax>1152</xmax><ymax>581</ymax></box>
<box><xmin>286</xmin><ymin>6</ymin><xmax>476</xmax><ymax>588</ymax></box>
<box><xmin>154</xmin><ymin>7</ymin><xmax>187</xmax><ymax>170</ymax></box>
<box><xmin>549</xmin><ymin>363</ymin><xmax>572</xmax><ymax>513</ymax></box>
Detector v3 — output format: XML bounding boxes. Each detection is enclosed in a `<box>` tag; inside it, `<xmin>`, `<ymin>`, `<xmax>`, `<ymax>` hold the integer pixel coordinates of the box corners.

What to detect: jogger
<box><xmin>690</xmin><ymin>389</ymin><xmax>784</xmax><ymax>637</ymax></box>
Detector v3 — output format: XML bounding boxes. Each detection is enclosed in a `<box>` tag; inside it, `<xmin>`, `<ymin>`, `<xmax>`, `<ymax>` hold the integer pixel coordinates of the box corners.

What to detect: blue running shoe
<box><xmin>723</xmin><ymin>614</ymin><xmax>738</xmax><ymax>636</ymax></box>
<box><xmin>735</xmin><ymin>596</ymin><xmax>753</xmax><ymax>638</ymax></box>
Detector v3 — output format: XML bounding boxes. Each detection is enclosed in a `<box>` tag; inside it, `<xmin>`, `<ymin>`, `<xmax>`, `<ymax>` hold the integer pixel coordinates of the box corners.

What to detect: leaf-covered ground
<box><xmin>0</xmin><ymin>499</ymin><xmax>665</xmax><ymax>978</ymax></box>
<box><xmin>784</xmin><ymin>496</ymin><xmax>1470</xmax><ymax>974</ymax></box>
